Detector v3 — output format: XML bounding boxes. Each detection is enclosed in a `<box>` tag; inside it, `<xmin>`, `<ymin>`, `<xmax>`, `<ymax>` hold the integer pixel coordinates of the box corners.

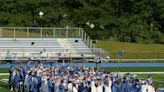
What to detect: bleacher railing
<box><xmin>0</xmin><ymin>27</ymin><xmax>83</xmax><ymax>38</ymax></box>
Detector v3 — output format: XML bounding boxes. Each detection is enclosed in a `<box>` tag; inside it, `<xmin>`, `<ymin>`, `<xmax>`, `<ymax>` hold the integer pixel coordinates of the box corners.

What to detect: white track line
<box><xmin>0</xmin><ymin>79</ymin><xmax>8</xmax><ymax>83</ymax></box>
<box><xmin>0</xmin><ymin>73</ymin><xmax>9</xmax><ymax>75</ymax></box>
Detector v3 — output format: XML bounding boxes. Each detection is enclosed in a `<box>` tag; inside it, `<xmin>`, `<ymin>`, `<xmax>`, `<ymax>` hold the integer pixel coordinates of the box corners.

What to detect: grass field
<box><xmin>97</xmin><ymin>40</ymin><xmax>164</xmax><ymax>53</ymax></box>
<box><xmin>97</xmin><ymin>40</ymin><xmax>164</xmax><ymax>59</ymax></box>
<box><xmin>0</xmin><ymin>68</ymin><xmax>9</xmax><ymax>73</ymax></box>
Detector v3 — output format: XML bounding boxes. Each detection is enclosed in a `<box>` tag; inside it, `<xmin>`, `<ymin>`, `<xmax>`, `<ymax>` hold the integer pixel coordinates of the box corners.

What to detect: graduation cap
<box><xmin>31</xmin><ymin>42</ymin><xmax>35</xmax><ymax>46</ymax></box>
<box><xmin>75</xmin><ymin>39</ymin><xmax>78</xmax><ymax>43</ymax></box>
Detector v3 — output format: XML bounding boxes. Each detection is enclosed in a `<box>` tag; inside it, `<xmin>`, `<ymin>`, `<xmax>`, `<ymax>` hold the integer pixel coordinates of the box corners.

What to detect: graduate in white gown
<box><xmin>91</xmin><ymin>80</ymin><xmax>96</xmax><ymax>92</ymax></box>
<box><xmin>72</xmin><ymin>83</ymin><xmax>78</xmax><ymax>92</ymax></box>
<box><xmin>148</xmin><ymin>85</ymin><xmax>155</xmax><ymax>92</ymax></box>
<box><xmin>68</xmin><ymin>81</ymin><xmax>73</xmax><ymax>92</ymax></box>
<box><xmin>141</xmin><ymin>83</ymin><xmax>149</xmax><ymax>92</ymax></box>
<box><xmin>104</xmin><ymin>79</ymin><xmax>112</xmax><ymax>92</ymax></box>
<box><xmin>96</xmin><ymin>80</ymin><xmax>103</xmax><ymax>92</ymax></box>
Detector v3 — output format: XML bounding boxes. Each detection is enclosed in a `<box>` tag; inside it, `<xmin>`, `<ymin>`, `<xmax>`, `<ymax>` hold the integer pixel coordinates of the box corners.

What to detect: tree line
<box><xmin>0</xmin><ymin>0</ymin><xmax>163</xmax><ymax>43</ymax></box>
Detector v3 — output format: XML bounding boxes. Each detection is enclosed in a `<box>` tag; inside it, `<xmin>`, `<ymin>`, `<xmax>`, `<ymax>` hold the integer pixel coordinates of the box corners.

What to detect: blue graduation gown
<box><xmin>59</xmin><ymin>84</ymin><xmax>65</xmax><ymax>92</ymax></box>
<box><xmin>78</xmin><ymin>83</ymin><xmax>87</xmax><ymax>92</ymax></box>
<box><xmin>14</xmin><ymin>73</ymin><xmax>21</xmax><ymax>89</ymax></box>
<box><xmin>9</xmin><ymin>66</ymin><xmax>14</xmax><ymax>86</ymax></box>
<box><xmin>30</xmin><ymin>78</ymin><xmax>38</xmax><ymax>92</ymax></box>
<box><xmin>48</xmin><ymin>80</ymin><xmax>53</xmax><ymax>92</ymax></box>
<box><xmin>120</xmin><ymin>81</ymin><xmax>128</xmax><ymax>92</ymax></box>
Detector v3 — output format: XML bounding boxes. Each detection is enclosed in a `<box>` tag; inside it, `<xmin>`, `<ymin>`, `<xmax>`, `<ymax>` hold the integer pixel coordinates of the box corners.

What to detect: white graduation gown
<box><xmin>104</xmin><ymin>84</ymin><xmax>112</xmax><ymax>92</ymax></box>
<box><xmin>141</xmin><ymin>85</ymin><xmax>149</xmax><ymax>92</ymax></box>
<box><xmin>68</xmin><ymin>83</ymin><xmax>73</xmax><ymax>92</ymax></box>
<box><xmin>73</xmin><ymin>87</ymin><xmax>78</xmax><ymax>92</ymax></box>
<box><xmin>91</xmin><ymin>81</ymin><xmax>96</xmax><ymax>92</ymax></box>
<box><xmin>148</xmin><ymin>85</ymin><xmax>155</xmax><ymax>92</ymax></box>
<box><xmin>96</xmin><ymin>85</ymin><xmax>103</xmax><ymax>92</ymax></box>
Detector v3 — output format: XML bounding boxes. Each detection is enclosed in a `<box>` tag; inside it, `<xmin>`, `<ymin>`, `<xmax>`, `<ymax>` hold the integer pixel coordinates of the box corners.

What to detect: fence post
<box><xmin>0</xmin><ymin>28</ymin><xmax>2</xmax><ymax>38</ymax></box>
<box><xmin>66</xmin><ymin>26</ymin><xmax>68</xmax><ymax>38</ymax></box>
<box><xmin>82</xmin><ymin>29</ymin><xmax>84</xmax><ymax>40</ymax></box>
<box><xmin>40</xmin><ymin>28</ymin><xmax>42</xmax><ymax>38</ymax></box>
<box><xmin>27</xmin><ymin>27</ymin><xmax>29</xmax><ymax>38</ymax></box>
<box><xmin>157</xmin><ymin>53</ymin><xmax>159</xmax><ymax>59</ymax></box>
<box><xmin>79</xmin><ymin>28</ymin><xmax>81</xmax><ymax>38</ymax></box>
<box><xmin>114</xmin><ymin>53</ymin><xmax>116</xmax><ymax>59</ymax></box>
<box><xmin>136</xmin><ymin>53</ymin><xmax>138</xmax><ymax>59</ymax></box>
<box><xmin>14</xmin><ymin>28</ymin><xmax>16</xmax><ymax>38</ymax></box>
<box><xmin>53</xmin><ymin>28</ymin><xmax>55</xmax><ymax>38</ymax></box>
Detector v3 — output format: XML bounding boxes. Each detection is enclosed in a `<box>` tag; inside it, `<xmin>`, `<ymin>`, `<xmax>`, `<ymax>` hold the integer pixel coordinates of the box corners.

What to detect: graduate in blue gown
<box><xmin>36</xmin><ymin>75</ymin><xmax>42</xmax><ymax>92</ymax></box>
<box><xmin>30</xmin><ymin>76</ymin><xmax>38</xmax><ymax>92</ymax></box>
<box><xmin>120</xmin><ymin>79</ymin><xmax>129</xmax><ymax>92</ymax></box>
<box><xmin>78</xmin><ymin>82</ymin><xmax>87</xmax><ymax>92</ymax></box>
<box><xmin>14</xmin><ymin>70</ymin><xmax>21</xmax><ymax>92</ymax></box>
<box><xmin>48</xmin><ymin>78</ymin><xmax>53</xmax><ymax>92</ymax></box>
<box><xmin>59</xmin><ymin>80</ymin><xmax>65</xmax><ymax>92</ymax></box>
<box><xmin>9</xmin><ymin>65</ymin><xmax>14</xmax><ymax>89</ymax></box>
<box><xmin>112</xmin><ymin>80</ymin><xmax>121</xmax><ymax>92</ymax></box>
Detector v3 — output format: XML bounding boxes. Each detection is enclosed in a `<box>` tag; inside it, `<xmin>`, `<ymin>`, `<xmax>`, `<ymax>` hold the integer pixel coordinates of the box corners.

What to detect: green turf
<box><xmin>0</xmin><ymin>68</ymin><xmax>9</xmax><ymax>73</ymax></box>
<box><xmin>103</xmin><ymin>67</ymin><xmax>164</xmax><ymax>72</ymax></box>
<box><xmin>0</xmin><ymin>72</ymin><xmax>9</xmax><ymax>92</ymax></box>
<box><xmin>0</xmin><ymin>75</ymin><xmax>9</xmax><ymax>79</ymax></box>
<box><xmin>0</xmin><ymin>81</ymin><xmax>10</xmax><ymax>92</ymax></box>
<box><xmin>97</xmin><ymin>40</ymin><xmax>164</xmax><ymax>59</ymax></box>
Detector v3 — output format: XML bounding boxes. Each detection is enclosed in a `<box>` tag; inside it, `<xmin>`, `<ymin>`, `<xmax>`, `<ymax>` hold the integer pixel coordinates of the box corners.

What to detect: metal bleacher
<box><xmin>0</xmin><ymin>27</ymin><xmax>108</xmax><ymax>61</ymax></box>
<box><xmin>0</xmin><ymin>38</ymin><xmax>92</xmax><ymax>59</ymax></box>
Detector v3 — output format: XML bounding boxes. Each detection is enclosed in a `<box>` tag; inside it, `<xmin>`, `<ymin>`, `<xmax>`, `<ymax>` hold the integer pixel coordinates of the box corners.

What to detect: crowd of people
<box><xmin>9</xmin><ymin>63</ymin><xmax>156</xmax><ymax>92</ymax></box>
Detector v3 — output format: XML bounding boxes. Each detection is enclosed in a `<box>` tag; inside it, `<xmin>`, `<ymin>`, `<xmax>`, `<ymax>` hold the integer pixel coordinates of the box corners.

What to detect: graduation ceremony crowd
<box><xmin>9</xmin><ymin>64</ymin><xmax>156</xmax><ymax>92</ymax></box>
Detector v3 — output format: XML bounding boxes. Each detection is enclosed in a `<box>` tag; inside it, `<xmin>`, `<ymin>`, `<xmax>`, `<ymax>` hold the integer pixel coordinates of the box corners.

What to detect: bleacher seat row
<box><xmin>0</xmin><ymin>38</ymin><xmax>94</xmax><ymax>59</ymax></box>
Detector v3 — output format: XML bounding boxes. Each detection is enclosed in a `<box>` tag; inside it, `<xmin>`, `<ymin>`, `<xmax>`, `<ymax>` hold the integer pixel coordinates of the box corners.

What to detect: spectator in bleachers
<box><xmin>5</xmin><ymin>50</ymin><xmax>11</xmax><ymax>59</ymax></box>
